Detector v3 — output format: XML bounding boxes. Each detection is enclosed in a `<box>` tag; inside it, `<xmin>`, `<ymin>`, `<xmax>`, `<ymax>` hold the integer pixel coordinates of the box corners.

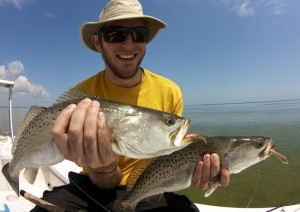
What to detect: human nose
<box><xmin>121</xmin><ymin>34</ymin><xmax>135</xmax><ymax>49</ymax></box>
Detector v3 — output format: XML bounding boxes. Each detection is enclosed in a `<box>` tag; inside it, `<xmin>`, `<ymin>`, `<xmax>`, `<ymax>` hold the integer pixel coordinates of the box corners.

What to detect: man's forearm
<box><xmin>88</xmin><ymin>166</ymin><xmax>122</xmax><ymax>189</ymax></box>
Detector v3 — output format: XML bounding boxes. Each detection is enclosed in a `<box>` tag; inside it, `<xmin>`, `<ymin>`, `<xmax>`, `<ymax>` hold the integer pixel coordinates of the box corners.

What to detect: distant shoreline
<box><xmin>1</xmin><ymin>98</ymin><xmax>300</xmax><ymax>108</ymax></box>
<box><xmin>185</xmin><ymin>98</ymin><xmax>300</xmax><ymax>106</ymax></box>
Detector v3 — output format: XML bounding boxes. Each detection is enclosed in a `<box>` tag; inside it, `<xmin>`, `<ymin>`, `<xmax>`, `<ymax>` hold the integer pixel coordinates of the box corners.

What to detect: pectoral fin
<box><xmin>204</xmin><ymin>182</ymin><xmax>220</xmax><ymax>197</ymax></box>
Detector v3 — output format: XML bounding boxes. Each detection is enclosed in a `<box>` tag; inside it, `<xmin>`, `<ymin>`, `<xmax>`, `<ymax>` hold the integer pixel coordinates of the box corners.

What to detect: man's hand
<box><xmin>192</xmin><ymin>153</ymin><xmax>230</xmax><ymax>189</ymax></box>
<box><xmin>52</xmin><ymin>98</ymin><xmax>121</xmax><ymax>188</ymax></box>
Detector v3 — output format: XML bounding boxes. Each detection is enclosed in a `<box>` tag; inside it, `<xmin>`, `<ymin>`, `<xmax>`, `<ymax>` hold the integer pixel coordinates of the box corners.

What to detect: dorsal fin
<box><xmin>55</xmin><ymin>88</ymin><xmax>99</xmax><ymax>104</ymax></box>
<box><xmin>12</xmin><ymin>106</ymin><xmax>46</xmax><ymax>154</ymax></box>
<box><xmin>126</xmin><ymin>158</ymin><xmax>156</xmax><ymax>191</ymax></box>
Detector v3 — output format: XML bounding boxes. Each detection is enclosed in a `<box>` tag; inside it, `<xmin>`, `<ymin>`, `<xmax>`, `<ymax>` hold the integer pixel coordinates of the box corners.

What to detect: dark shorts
<box><xmin>30</xmin><ymin>172</ymin><xmax>199</xmax><ymax>212</ymax></box>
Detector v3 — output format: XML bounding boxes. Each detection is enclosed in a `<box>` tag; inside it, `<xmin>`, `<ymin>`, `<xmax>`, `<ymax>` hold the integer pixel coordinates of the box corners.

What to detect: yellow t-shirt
<box><xmin>75</xmin><ymin>68</ymin><xmax>183</xmax><ymax>186</ymax></box>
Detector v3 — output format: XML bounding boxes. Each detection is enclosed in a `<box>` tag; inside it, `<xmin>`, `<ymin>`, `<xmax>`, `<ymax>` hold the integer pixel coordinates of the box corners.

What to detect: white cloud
<box><xmin>0</xmin><ymin>0</ymin><xmax>31</xmax><ymax>9</ymax></box>
<box><xmin>235</xmin><ymin>0</ymin><xmax>255</xmax><ymax>17</ymax></box>
<box><xmin>0</xmin><ymin>61</ymin><xmax>50</xmax><ymax>99</ymax></box>
<box><xmin>220</xmin><ymin>0</ymin><xmax>290</xmax><ymax>17</ymax></box>
<box><xmin>45</xmin><ymin>12</ymin><xmax>57</xmax><ymax>19</ymax></box>
<box><xmin>0</xmin><ymin>60</ymin><xmax>24</xmax><ymax>80</ymax></box>
<box><xmin>8</xmin><ymin>60</ymin><xmax>24</xmax><ymax>77</ymax></box>
<box><xmin>0</xmin><ymin>66</ymin><xmax>5</xmax><ymax>77</ymax></box>
<box><xmin>266</xmin><ymin>0</ymin><xmax>289</xmax><ymax>15</ymax></box>
<box><xmin>14</xmin><ymin>76</ymin><xmax>49</xmax><ymax>98</ymax></box>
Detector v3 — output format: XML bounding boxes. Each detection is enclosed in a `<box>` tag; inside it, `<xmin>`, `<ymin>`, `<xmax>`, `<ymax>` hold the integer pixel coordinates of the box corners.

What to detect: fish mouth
<box><xmin>170</xmin><ymin>119</ymin><xmax>191</xmax><ymax>147</ymax></box>
<box><xmin>258</xmin><ymin>138</ymin><xmax>272</xmax><ymax>156</ymax></box>
<box><xmin>266</xmin><ymin>139</ymin><xmax>274</xmax><ymax>155</ymax></box>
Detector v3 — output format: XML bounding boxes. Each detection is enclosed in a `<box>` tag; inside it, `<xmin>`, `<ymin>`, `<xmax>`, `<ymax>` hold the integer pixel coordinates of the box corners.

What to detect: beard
<box><xmin>101</xmin><ymin>48</ymin><xmax>145</xmax><ymax>80</ymax></box>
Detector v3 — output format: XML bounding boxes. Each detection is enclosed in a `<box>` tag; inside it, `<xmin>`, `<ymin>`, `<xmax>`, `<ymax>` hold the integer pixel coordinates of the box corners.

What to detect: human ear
<box><xmin>92</xmin><ymin>35</ymin><xmax>102</xmax><ymax>52</ymax></box>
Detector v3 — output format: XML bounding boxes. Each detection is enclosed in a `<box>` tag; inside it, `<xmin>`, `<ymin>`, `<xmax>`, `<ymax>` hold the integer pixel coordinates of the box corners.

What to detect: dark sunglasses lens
<box><xmin>101</xmin><ymin>27</ymin><xmax>149</xmax><ymax>43</ymax></box>
<box><xmin>131</xmin><ymin>28</ymin><xmax>150</xmax><ymax>42</ymax></box>
<box><xmin>101</xmin><ymin>28</ymin><xmax>126</xmax><ymax>42</ymax></box>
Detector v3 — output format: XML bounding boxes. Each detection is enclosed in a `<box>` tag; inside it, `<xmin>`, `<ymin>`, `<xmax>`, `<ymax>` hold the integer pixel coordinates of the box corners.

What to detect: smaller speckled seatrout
<box><xmin>108</xmin><ymin>136</ymin><xmax>288</xmax><ymax>212</ymax></box>
<box><xmin>2</xmin><ymin>88</ymin><xmax>191</xmax><ymax>195</ymax></box>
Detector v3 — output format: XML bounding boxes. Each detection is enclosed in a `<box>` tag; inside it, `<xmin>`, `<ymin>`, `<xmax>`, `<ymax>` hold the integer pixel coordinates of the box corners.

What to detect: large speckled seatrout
<box><xmin>2</xmin><ymin>88</ymin><xmax>191</xmax><ymax>195</ymax></box>
<box><xmin>108</xmin><ymin>136</ymin><xmax>288</xmax><ymax>212</ymax></box>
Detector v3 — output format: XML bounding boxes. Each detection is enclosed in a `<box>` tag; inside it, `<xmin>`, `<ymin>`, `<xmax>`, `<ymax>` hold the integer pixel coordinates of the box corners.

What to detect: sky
<box><xmin>0</xmin><ymin>0</ymin><xmax>299</xmax><ymax>107</ymax></box>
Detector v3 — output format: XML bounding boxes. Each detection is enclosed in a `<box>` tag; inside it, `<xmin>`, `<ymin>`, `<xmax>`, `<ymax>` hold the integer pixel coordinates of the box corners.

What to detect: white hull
<box><xmin>195</xmin><ymin>203</ymin><xmax>300</xmax><ymax>212</ymax></box>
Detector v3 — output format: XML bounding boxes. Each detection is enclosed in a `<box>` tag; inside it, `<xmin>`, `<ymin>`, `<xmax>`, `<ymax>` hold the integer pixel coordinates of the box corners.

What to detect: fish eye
<box><xmin>256</xmin><ymin>140</ymin><xmax>265</xmax><ymax>148</ymax></box>
<box><xmin>165</xmin><ymin>117</ymin><xmax>175</xmax><ymax>126</ymax></box>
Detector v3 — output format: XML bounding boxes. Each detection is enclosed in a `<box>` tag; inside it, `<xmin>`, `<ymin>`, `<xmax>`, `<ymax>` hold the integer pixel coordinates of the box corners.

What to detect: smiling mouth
<box><xmin>118</xmin><ymin>54</ymin><xmax>135</xmax><ymax>60</ymax></box>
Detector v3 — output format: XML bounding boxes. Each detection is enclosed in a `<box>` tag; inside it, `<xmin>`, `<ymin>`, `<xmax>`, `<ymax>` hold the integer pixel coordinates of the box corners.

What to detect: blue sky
<box><xmin>0</xmin><ymin>0</ymin><xmax>299</xmax><ymax>107</ymax></box>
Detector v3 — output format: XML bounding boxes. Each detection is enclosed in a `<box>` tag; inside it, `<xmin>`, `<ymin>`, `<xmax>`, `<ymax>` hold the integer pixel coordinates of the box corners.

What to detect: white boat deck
<box><xmin>0</xmin><ymin>136</ymin><xmax>81</xmax><ymax>211</ymax></box>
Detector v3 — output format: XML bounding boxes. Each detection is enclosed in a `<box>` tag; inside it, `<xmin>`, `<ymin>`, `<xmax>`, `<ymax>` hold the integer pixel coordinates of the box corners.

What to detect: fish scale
<box><xmin>108</xmin><ymin>136</ymin><xmax>288</xmax><ymax>212</ymax></box>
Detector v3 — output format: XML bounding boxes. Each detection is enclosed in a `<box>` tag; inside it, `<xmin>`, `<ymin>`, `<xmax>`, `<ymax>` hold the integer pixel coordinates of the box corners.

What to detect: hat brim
<box><xmin>80</xmin><ymin>16</ymin><xmax>167</xmax><ymax>52</ymax></box>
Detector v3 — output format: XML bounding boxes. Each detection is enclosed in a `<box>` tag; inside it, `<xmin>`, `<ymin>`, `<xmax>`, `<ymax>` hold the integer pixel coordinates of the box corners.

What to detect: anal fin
<box><xmin>2</xmin><ymin>163</ymin><xmax>20</xmax><ymax>196</ymax></box>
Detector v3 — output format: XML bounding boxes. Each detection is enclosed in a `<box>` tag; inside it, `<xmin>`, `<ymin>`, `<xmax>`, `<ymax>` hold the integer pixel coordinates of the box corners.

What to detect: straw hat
<box><xmin>80</xmin><ymin>0</ymin><xmax>167</xmax><ymax>52</ymax></box>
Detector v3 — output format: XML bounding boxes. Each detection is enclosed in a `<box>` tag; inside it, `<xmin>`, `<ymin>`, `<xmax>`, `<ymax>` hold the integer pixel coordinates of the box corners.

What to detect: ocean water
<box><xmin>0</xmin><ymin>100</ymin><xmax>299</xmax><ymax>208</ymax></box>
<box><xmin>0</xmin><ymin>107</ymin><xmax>30</xmax><ymax>134</ymax></box>
<box><xmin>179</xmin><ymin>100</ymin><xmax>300</xmax><ymax>208</ymax></box>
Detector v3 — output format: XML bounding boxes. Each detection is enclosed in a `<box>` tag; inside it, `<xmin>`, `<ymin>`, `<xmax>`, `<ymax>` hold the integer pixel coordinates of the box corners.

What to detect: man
<box><xmin>32</xmin><ymin>0</ymin><xmax>229</xmax><ymax>211</ymax></box>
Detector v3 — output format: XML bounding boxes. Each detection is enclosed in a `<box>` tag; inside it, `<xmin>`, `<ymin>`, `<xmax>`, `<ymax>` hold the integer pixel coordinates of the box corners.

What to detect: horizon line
<box><xmin>1</xmin><ymin>98</ymin><xmax>300</xmax><ymax>108</ymax></box>
<box><xmin>185</xmin><ymin>98</ymin><xmax>300</xmax><ymax>106</ymax></box>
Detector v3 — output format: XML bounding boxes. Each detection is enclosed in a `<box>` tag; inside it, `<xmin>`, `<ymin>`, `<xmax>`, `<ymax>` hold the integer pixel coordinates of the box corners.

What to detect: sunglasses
<box><xmin>98</xmin><ymin>26</ymin><xmax>150</xmax><ymax>43</ymax></box>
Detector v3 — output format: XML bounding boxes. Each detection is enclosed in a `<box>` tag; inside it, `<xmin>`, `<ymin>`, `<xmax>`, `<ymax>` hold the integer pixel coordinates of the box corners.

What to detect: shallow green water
<box><xmin>178</xmin><ymin>100</ymin><xmax>300</xmax><ymax>208</ymax></box>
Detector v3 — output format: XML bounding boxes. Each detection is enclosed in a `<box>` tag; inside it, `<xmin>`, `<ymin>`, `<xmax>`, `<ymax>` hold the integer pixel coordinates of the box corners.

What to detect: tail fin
<box><xmin>2</xmin><ymin>163</ymin><xmax>19</xmax><ymax>196</ymax></box>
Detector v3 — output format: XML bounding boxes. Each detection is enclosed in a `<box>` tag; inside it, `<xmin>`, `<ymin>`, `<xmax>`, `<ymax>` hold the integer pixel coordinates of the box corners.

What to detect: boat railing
<box><xmin>0</xmin><ymin>79</ymin><xmax>15</xmax><ymax>142</ymax></box>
